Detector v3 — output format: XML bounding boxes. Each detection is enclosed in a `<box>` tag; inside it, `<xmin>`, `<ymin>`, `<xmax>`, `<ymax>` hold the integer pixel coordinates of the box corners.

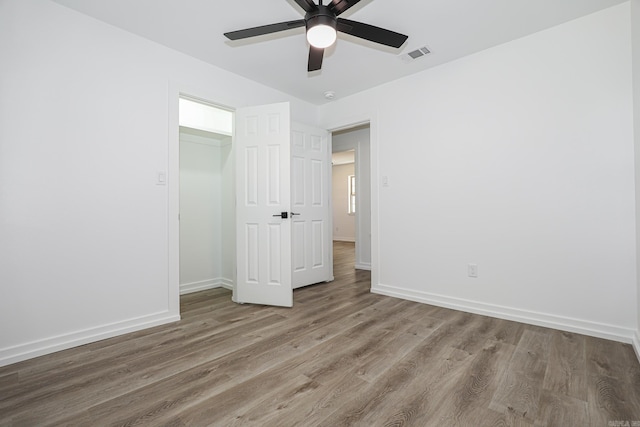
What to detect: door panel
<box><xmin>291</xmin><ymin>122</ymin><xmax>334</xmax><ymax>289</ymax></box>
<box><xmin>292</xmin><ymin>221</ymin><xmax>305</xmax><ymax>272</ymax></box>
<box><xmin>312</xmin><ymin>220</ymin><xmax>324</xmax><ymax>268</ymax></box>
<box><xmin>235</xmin><ymin>103</ymin><xmax>292</xmax><ymax>307</ymax></box>
<box><xmin>246</xmin><ymin>223</ymin><xmax>259</xmax><ymax>283</ymax></box>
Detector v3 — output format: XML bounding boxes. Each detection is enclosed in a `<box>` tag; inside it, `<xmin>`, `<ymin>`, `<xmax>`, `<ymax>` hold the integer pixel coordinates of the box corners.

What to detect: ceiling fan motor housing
<box><xmin>305</xmin><ymin>5</ymin><xmax>337</xmax><ymax>32</ymax></box>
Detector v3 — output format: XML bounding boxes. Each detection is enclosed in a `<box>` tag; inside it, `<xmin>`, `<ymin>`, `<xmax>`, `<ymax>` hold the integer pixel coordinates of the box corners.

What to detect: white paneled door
<box><xmin>291</xmin><ymin>123</ymin><xmax>333</xmax><ymax>288</ymax></box>
<box><xmin>235</xmin><ymin>103</ymin><xmax>334</xmax><ymax>307</ymax></box>
<box><xmin>235</xmin><ymin>102</ymin><xmax>293</xmax><ymax>307</ymax></box>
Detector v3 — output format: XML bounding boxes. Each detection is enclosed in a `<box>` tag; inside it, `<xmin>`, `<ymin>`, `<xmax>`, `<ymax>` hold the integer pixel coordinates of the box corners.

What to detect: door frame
<box><xmin>168</xmin><ymin>82</ymin><xmax>238</xmax><ymax>319</ymax></box>
<box><xmin>325</xmin><ymin>114</ymin><xmax>379</xmax><ymax>288</ymax></box>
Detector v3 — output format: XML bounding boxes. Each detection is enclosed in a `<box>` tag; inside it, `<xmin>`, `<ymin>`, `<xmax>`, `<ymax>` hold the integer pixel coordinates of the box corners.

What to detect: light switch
<box><xmin>468</xmin><ymin>263</ymin><xmax>478</xmax><ymax>278</ymax></box>
<box><xmin>156</xmin><ymin>171</ymin><xmax>167</xmax><ymax>185</ymax></box>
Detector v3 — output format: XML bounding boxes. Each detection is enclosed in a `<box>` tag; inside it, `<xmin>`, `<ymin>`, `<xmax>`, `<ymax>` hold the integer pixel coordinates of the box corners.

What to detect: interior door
<box><xmin>235</xmin><ymin>102</ymin><xmax>292</xmax><ymax>307</ymax></box>
<box><xmin>291</xmin><ymin>122</ymin><xmax>334</xmax><ymax>288</ymax></box>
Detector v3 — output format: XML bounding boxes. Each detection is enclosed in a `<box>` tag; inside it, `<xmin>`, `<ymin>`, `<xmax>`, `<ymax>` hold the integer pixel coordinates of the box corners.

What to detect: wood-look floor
<box><xmin>1</xmin><ymin>241</ymin><xmax>640</xmax><ymax>426</ymax></box>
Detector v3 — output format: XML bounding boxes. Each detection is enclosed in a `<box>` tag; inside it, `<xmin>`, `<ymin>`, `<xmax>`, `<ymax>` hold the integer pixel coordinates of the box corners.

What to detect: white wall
<box><xmin>0</xmin><ymin>0</ymin><xmax>317</xmax><ymax>366</ymax></box>
<box><xmin>332</xmin><ymin>127</ymin><xmax>372</xmax><ymax>270</ymax></box>
<box><xmin>632</xmin><ymin>0</ymin><xmax>640</xmax><ymax>356</ymax></box>
<box><xmin>321</xmin><ymin>4</ymin><xmax>637</xmax><ymax>342</ymax></box>
<box><xmin>332</xmin><ymin>163</ymin><xmax>356</xmax><ymax>241</ymax></box>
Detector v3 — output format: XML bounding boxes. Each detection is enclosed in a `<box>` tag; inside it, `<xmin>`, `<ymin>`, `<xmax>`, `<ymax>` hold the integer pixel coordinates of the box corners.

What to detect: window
<box><xmin>348</xmin><ymin>174</ymin><xmax>356</xmax><ymax>215</ymax></box>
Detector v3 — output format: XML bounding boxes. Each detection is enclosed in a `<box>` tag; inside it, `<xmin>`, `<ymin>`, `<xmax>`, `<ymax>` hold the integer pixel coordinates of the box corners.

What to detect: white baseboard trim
<box><xmin>372</xmin><ymin>283</ymin><xmax>636</xmax><ymax>344</ymax></box>
<box><xmin>180</xmin><ymin>277</ymin><xmax>234</xmax><ymax>295</ymax></box>
<box><xmin>219</xmin><ymin>278</ymin><xmax>234</xmax><ymax>291</ymax></box>
<box><xmin>632</xmin><ymin>330</ymin><xmax>640</xmax><ymax>364</ymax></box>
<box><xmin>0</xmin><ymin>311</ymin><xmax>180</xmax><ymax>368</ymax></box>
<box><xmin>355</xmin><ymin>263</ymin><xmax>371</xmax><ymax>271</ymax></box>
<box><xmin>333</xmin><ymin>237</ymin><xmax>355</xmax><ymax>242</ymax></box>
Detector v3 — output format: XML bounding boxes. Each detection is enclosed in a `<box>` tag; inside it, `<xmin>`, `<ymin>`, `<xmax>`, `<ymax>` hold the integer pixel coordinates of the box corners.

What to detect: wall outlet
<box><xmin>468</xmin><ymin>263</ymin><xmax>478</xmax><ymax>278</ymax></box>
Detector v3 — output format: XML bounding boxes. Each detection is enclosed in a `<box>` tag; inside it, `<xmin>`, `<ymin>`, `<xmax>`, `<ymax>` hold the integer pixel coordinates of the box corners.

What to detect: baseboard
<box><xmin>0</xmin><ymin>311</ymin><xmax>180</xmax><ymax>368</ymax></box>
<box><xmin>633</xmin><ymin>330</ymin><xmax>640</xmax><ymax>364</ymax></box>
<box><xmin>333</xmin><ymin>237</ymin><xmax>355</xmax><ymax>242</ymax></box>
<box><xmin>371</xmin><ymin>283</ymin><xmax>636</xmax><ymax>344</ymax></box>
<box><xmin>219</xmin><ymin>278</ymin><xmax>234</xmax><ymax>291</ymax></box>
<box><xmin>355</xmin><ymin>263</ymin><xmax>371</xmax><ymax>271</ymax></box>
<box><xmin>180</xmin><ymin>277</ymin><xmax>233</xmax><ymax>295</ymax></box>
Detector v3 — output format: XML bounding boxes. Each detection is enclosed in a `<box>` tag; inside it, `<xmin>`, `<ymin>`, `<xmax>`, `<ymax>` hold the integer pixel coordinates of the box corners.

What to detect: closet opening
<box><xmin>178</xmin><ymin>97</ymin><xmax>235</xmax><ymax>305</ymax></box>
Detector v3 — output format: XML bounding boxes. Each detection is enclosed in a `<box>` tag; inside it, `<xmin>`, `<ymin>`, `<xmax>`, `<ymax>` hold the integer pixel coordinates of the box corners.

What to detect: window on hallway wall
<box><xmin>348</xmin><ymin>174</ymin><xmax>356</xmax><ymax>215</ymax></box>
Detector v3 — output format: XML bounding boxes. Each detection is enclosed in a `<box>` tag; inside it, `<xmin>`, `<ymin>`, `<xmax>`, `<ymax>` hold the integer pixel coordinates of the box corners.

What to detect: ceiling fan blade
<box><xmin>337</xmin><ymin>18</ymin><xmax>408</xmax><ymax>48</ymax></box>
<box><xmin>328</xmin><ymin>0</ymin><xmax>362</xmax><ymax>16</ymax></box>
<box><xmin>293</xmin><ymin>0</ymin><xmax>319</xmax><ymax>14</ymax></box>
<box><xmin>224</xmin><ymin>20</ymin><xmax>305</xmax><ymax>40</ymax></box>
<box><xmin>308</xmin><ymin>46</ymin><xmax>324</xmax><ymax>71</ymax></box>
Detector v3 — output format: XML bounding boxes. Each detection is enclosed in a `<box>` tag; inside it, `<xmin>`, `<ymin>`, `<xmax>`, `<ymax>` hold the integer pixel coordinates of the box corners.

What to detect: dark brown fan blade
<box><xmin>293</xmin><ymin>0</ymin><xmax>318</xmax><ymax>13</ymax></box>
<box><xmin>328</xmin><ymin>0</ymin><xmax>362</xmax><ymax>16</ymax></box>
<box><xmin>224</xmin><ymin>20</ymin><xmax>305</xmax><ymax>40</ymax></box>
<box><xmin>337</xmin><ymin>18</ymin><xmax>408</xmax><ymax>48</ymax></box>
<box><xmin>308</xmin><ymin>46</ymin><xmax>324</xmax><ymax>71</ymax></box>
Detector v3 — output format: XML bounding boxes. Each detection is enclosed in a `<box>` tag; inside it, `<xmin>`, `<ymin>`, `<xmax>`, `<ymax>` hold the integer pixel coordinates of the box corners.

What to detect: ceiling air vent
<box><xmin>401</xmin><ymin>46</ymin><xmax>431</xmax><ymax>63</ymax></box>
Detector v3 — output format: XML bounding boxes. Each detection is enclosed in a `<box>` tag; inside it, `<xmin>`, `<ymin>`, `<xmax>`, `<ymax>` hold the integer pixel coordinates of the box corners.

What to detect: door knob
<box><xmin>291</xmin><ymin>212</ymin><xmax>301</xmax><ymax>216</ymax></box>
<box><xmin>273</xmin><ymin>211</ymin><xmax>288</xmax><ymax>219</ymax></box>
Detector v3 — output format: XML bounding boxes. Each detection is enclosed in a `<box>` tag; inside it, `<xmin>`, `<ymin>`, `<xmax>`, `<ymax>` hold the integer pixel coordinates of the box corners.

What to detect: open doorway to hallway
<box><xmin>331</xmin><ymin>124</ymin><xmax>371</xmax><ymax>271</ymax></box>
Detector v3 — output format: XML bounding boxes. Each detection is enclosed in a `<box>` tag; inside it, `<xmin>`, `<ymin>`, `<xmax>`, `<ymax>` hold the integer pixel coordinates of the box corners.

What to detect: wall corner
<box><xmin>632</xmin><ymin>0</ymin><xmax>640</xmax><ymax>349</ymax></box>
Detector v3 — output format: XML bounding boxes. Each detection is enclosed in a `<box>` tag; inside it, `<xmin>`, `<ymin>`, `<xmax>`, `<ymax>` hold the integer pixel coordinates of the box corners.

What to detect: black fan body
<box><xmin>224</xmin><ymin>0</ymin><xmax>408</xmax><ymax>71</ymax></box>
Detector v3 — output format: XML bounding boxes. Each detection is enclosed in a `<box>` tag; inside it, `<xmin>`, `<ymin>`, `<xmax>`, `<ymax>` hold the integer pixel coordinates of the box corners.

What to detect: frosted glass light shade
<box><xmin>306</xmin><ymin>24</ymin><xmax>337</xmax><ymax>48</ymax></box>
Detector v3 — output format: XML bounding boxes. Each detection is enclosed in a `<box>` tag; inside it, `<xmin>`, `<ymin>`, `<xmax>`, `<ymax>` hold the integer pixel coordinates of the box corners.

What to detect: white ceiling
<box><xmin>51</xmin><ymin>0</ymin><xmax>627</xmax><ymax>105</ymax></box>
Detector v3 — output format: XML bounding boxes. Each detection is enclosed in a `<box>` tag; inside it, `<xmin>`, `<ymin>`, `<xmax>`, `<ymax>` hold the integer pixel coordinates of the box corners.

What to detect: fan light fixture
<box><xmin>305</xmin><ymin>5</ymin><xmax>337</xmax><ymax>48</ymax></box>
<box><xmin>307</xmin><ymin>24</ymin><xmax>336</xmax><ymax>48</ymax></box>
<box><xmin>223</xmin><ymin>0</ymin><xmax>409</xmax><ymax>72</ymax></box>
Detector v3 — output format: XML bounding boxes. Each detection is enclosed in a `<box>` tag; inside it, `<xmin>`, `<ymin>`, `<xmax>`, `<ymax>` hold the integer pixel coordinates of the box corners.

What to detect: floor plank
<box><xmin>542</xmin><ymin>330</ymin><xmax>587</xmax><ymax>401</ymax></box>
<box><xmin>1</xmin><ymin>241</ymin><xmax>639</xmax><ymax>426</ymax></box>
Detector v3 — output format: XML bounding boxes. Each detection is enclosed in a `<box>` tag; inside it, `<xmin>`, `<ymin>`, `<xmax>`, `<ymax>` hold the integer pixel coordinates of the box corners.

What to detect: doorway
<box><xmin>172</xmin><ymin>97</ymin><xmax>334</xmax><ymax>310</ymax></box>
<box><xmin>178</xmin><ymin>97</ymin><xmax>235</xmax><ymax>300</ymax></box>
<box><xmin>331</xmin><ymin>124</ymin><xmax>371</xmax><ymax>271</ymax></box>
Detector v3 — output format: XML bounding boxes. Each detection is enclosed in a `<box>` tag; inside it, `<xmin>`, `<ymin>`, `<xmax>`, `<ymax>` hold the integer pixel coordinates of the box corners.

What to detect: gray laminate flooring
<box><xmin>1</xmin><ymin>241</ymin><xmax>639</xmax><ymax>426</ymax></box>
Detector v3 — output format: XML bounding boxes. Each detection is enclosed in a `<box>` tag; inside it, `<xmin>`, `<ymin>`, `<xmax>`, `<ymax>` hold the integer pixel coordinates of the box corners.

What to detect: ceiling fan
<box><xmin>223</xmin><ymin>0</ymin><xmax>408</xmax><ymax>72</ymax></box>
